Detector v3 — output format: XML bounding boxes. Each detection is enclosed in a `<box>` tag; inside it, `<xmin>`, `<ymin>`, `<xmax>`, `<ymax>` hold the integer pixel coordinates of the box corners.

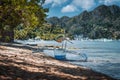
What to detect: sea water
<box><xmin>67</xmin><ymin>40</ymin><xmax>120</xmax><ymax>79</ymax></box>
<box><xmin>15</xmin><ymin>40</ymin><xmax>120</xmax><ymax>79</ymax></box>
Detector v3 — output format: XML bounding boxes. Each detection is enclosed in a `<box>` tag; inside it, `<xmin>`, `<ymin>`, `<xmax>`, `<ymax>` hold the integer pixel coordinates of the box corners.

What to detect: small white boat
<box><xmin>53</xmin><ymin>35</ymin><xmax>88</xmax><ymax>61</ymax></box>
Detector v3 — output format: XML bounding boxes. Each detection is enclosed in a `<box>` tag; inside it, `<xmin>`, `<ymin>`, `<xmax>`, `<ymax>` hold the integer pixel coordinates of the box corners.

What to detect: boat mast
<box><xmin>64</xmin><ymin>29</ymin><xmax>67</xmax><ymax>52</ymax></box>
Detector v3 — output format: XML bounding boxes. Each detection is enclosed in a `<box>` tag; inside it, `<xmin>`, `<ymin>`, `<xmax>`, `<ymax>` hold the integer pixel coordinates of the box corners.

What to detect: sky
<box><xmin>43</xmin><ymin>0</ymin><xmax>120</xmax><ymax>18</ymax></box>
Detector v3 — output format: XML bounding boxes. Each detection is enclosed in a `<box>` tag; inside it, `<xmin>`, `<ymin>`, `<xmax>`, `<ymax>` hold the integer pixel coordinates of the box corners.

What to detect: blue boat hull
<box><xmin>55</xmin><ymin>55</ymin><xmax>66</xmax><ymax>60</ymax></box>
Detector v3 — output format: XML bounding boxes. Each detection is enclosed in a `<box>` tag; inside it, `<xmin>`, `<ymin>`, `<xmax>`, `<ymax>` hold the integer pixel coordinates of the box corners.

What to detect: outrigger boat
<box><xmin>54</xmin><ymin>35</ymin><xmax>88</xmax><ymax>61</ymax></box>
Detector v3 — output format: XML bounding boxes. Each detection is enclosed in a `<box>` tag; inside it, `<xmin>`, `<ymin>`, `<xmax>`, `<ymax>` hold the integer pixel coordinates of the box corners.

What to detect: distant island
<box><xmin>47</xmin><ymin>5</ymin><xmax>120</xmax><ymax>40</ymax></box>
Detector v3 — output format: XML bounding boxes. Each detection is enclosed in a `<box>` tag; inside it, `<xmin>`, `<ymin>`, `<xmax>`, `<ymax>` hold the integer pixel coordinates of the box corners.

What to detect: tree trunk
<box><xmin>0</xmin><ymin>28</ymin><xmax>14</xmax><ymax>42</ymax></box>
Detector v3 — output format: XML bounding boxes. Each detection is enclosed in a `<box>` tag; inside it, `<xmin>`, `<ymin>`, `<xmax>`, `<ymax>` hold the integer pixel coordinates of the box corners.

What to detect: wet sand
<box><xmin>0</xmin><ymin>43</ymin><xmax>116</xmax><ymax>80</ymax></box>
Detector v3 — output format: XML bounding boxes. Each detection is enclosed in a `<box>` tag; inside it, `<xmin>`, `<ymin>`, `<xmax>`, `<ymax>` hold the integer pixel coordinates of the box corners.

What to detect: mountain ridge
<box><xmin>47</xmin><ymin>5</ymin><xmax>120</xmax><ymax>39</ymax></box>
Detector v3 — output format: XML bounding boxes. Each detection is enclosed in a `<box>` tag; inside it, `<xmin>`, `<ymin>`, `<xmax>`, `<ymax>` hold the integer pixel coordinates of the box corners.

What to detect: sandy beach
<box><xmin>0</xmin><ymin>43</ymin><xmax>116</xmax><ymax>80</ymax></box>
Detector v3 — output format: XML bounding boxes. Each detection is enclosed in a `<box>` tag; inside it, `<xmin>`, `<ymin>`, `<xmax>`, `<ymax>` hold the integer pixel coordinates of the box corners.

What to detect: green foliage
<box><xmin>5</xmin><ymin>36</ymin><xmax>10</xmax><ymax>42</ymax></box>
<box><xmin>0</xmin><ymin>0</ymin><xmax>47</xmax><ymax>42</ymax></box>
<box><xmin>14</xmin><ymin>23</ymin><xmax>64</xmax><ymax>40</ymax></box>
<box><xmin>47</xmin><ymin>5</ymin><xmax>120</xmax><ymax>39</ymax></box>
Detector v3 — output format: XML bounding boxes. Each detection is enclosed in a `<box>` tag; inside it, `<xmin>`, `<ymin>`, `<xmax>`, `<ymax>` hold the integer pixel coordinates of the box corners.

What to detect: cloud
<box><xmin>44</xmin><ymin>0</ymin><xmax>67</xmax><ymax>7</ymax></box>
<box><xmin>45</xmin><ymin>0</ymin><xmax>120</xmax><ymax>14</ymax></box>
<box><xmin>61</xmin><ymin>5</ymin><xmax>78</xmax><ymax>13</ymax></box>
<box><xmin>61</xmin><ymin>0</ymin><xmax>96</xmax><ymax>13</ymax></box>
<box><xmin>44</xmin><ymin>0</ymin><xmax>52</xmax><ymax>5</ymax></box>
<box><xmin>72</xmin><ymin>0</ymin><xmax>95</xmax><ymax>10</ymax></box>
<box><xmin>99</xmin><ymin>0</ymin><xmax>120</xmax><ymax>5</ymax></box>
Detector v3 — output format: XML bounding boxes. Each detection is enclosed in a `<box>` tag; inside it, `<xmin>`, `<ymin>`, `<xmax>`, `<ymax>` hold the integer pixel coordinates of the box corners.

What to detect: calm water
<box><xmin>16</xmin><ymin>40</ymin><xmax>120</xmax><ymax>79</ymax></box>
<box><xmin>67</xmin><ymin>40</ymin><xmax>120</xmax><ymax>79</ymax></box>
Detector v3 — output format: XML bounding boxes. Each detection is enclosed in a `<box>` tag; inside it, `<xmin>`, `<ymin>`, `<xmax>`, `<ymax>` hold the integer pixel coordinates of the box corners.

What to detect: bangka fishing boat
<box><xmin>54</xmin><ymin>35</ymin><xmax>88</xmax><ymax>61</ymax></box>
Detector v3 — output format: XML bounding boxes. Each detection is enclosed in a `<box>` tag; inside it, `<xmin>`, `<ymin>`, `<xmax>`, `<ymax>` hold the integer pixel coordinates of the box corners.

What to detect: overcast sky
<box><xmin>43</xmin><ymin>0</ymin><xmax>120</xmax><ymax>18</ymax></box>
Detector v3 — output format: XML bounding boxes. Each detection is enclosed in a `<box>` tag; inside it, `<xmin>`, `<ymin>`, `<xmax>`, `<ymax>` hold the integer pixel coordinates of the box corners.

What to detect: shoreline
<box><xmin>0</xmin><ymin>43</ymin><xmax>117</xmax><ymax>80</ymax></box>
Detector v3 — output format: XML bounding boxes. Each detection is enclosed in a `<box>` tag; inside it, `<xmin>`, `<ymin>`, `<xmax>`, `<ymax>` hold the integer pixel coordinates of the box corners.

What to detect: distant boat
<box><xmin>35</xmin><ymin>36</ymin><xmax>41</xmax><ymax>40</ymax></box>
<box><xmin>94</xmin><ymin>38</ymin><xmax>113</xmax><ymax>42</ymax></box>
<box><xmin>28</xmin><ymin>39</ymin><xmax>35</xmax><ymax>42</ymax></box>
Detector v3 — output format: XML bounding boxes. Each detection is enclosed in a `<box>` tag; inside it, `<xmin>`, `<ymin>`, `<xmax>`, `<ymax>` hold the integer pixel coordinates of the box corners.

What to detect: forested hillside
<box><xmin>47</xmin><ymin>5</ymin><xmax>120</xmax><ymax>39</ymax></box>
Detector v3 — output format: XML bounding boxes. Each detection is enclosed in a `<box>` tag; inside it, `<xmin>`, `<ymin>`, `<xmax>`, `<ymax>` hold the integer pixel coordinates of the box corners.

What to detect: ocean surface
<box><xmin>15</xmin><ymin>40</ymin><xmax>120</xmax><ymax>79</ymax></box>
